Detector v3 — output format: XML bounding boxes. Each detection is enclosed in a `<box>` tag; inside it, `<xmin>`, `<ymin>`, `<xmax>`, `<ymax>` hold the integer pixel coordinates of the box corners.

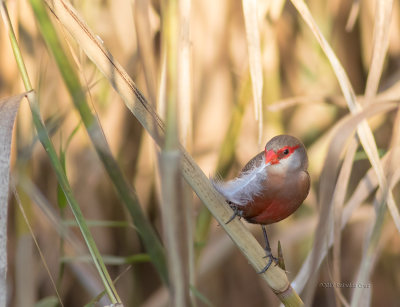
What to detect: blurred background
<box><xmin>1</xmin><ymin>0</ymin><xmax>400</xmax><ymax>306</ymax></box>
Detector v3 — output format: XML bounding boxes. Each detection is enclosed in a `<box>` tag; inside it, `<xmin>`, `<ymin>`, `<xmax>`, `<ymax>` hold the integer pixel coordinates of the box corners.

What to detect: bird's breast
<box><xmin>237</xmin><ymin>170</ymin><xmax>310</xmax><ymax>225</ymax></box>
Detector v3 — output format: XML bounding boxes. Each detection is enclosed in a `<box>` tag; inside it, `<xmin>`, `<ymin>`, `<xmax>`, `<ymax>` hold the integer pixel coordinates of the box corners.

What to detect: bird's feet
<box><xmin>225</xmin><ymin>201</ymin><xmax>242</xmax><ymax>224</ymax></box>
<box><xmin>258</xmin><ymin>252</ymin><xmax>278</xmax><ymax>274</ymax></box>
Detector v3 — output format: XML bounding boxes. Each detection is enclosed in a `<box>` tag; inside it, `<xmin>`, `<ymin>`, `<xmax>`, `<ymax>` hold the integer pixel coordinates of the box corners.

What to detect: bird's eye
<box><xmin>283</xmin><ymin>149</ymin><xmax>289</xmax><ymax>155</ymax></box>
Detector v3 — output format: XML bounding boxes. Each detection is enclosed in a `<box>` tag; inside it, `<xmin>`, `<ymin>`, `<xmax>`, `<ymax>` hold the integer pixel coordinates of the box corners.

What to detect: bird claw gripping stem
<box><xmin>258</xmin><ymin>253</ymin><xmax>278</xmax><ymax>274</ymax></box>
<box><xmin>257</xmin><ymin>225</ymin><xmax>279</xmax><ymax>273</ymax></box>
<box><xmin>225</xmin><ymin>201</ymin><xmax>242</xmax><ymax>224</ymax></box>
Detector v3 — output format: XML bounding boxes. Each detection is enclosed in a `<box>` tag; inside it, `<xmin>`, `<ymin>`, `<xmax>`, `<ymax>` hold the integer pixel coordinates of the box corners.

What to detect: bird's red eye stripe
<box><xmin>276</xmin><ymin>144</ymin><xmax>300</xmax><ymax>160</ymax></box>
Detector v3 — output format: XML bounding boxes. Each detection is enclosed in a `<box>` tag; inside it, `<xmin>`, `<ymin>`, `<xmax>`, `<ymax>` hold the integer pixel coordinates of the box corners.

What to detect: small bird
<box><xmin>212</xmin><ymin>135</ymin><xmax>310</xmax><ymax>273</ymax></box>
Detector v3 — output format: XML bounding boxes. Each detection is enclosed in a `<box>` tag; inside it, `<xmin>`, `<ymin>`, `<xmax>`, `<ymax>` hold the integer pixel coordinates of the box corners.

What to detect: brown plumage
<box><xmin>212</xmin><ymin>135</ymin><xmax>310</xmax><ymax>272</ymax></box>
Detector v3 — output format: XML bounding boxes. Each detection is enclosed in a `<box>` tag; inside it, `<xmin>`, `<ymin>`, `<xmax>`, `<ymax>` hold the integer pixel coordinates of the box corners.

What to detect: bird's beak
<box><xmin>264</xmin><ymin>149</ymin><xmax>278</xmax><ymax>165</ymax></box>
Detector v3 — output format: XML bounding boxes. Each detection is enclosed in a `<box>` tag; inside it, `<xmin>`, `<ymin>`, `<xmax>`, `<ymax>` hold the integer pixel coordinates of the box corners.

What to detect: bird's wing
<box><xmin>241</xmin><ymin>151</ymin><xmax>264</xmax><ymax>172</ymax></box>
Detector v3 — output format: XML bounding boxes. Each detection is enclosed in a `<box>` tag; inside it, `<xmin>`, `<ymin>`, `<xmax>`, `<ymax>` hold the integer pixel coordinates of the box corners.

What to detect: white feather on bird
<box><xmin>212</xmin><ymin>158</ymin><xmax>270</xmax><ymax>206</ymax></box>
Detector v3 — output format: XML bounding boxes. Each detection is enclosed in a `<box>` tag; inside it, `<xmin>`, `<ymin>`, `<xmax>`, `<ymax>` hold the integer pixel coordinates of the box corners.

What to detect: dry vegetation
<box><xmin>1</xmin><ymin>0</ymin><xmax>400</xmax><ymax>306</ymax></box>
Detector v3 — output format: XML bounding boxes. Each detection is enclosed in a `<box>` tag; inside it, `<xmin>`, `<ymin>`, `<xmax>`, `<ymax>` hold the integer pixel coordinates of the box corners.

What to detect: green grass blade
<box><xmin>189</xmin><ymin>285</ymin><xmax>213</xmax><ymax>307</ymax></box>
<box><xmin>61</xmin><ymin>253</ymin><xmax>151</xmax><ymax>265</ymax></box>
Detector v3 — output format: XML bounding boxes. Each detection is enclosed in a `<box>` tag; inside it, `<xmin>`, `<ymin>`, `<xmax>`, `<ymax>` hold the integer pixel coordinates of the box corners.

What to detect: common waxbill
<box><xmin>212</xmin><ymin>135</ymin><xmax>310</xmax><ymax>272</ymax></box>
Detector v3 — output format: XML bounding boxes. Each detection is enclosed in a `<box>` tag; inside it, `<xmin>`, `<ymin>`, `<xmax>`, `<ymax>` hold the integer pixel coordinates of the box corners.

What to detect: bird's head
<box><xmin>264</xmin><ymin>135</ymin><xmax>308</xmax><ymax>173</ymax></box>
